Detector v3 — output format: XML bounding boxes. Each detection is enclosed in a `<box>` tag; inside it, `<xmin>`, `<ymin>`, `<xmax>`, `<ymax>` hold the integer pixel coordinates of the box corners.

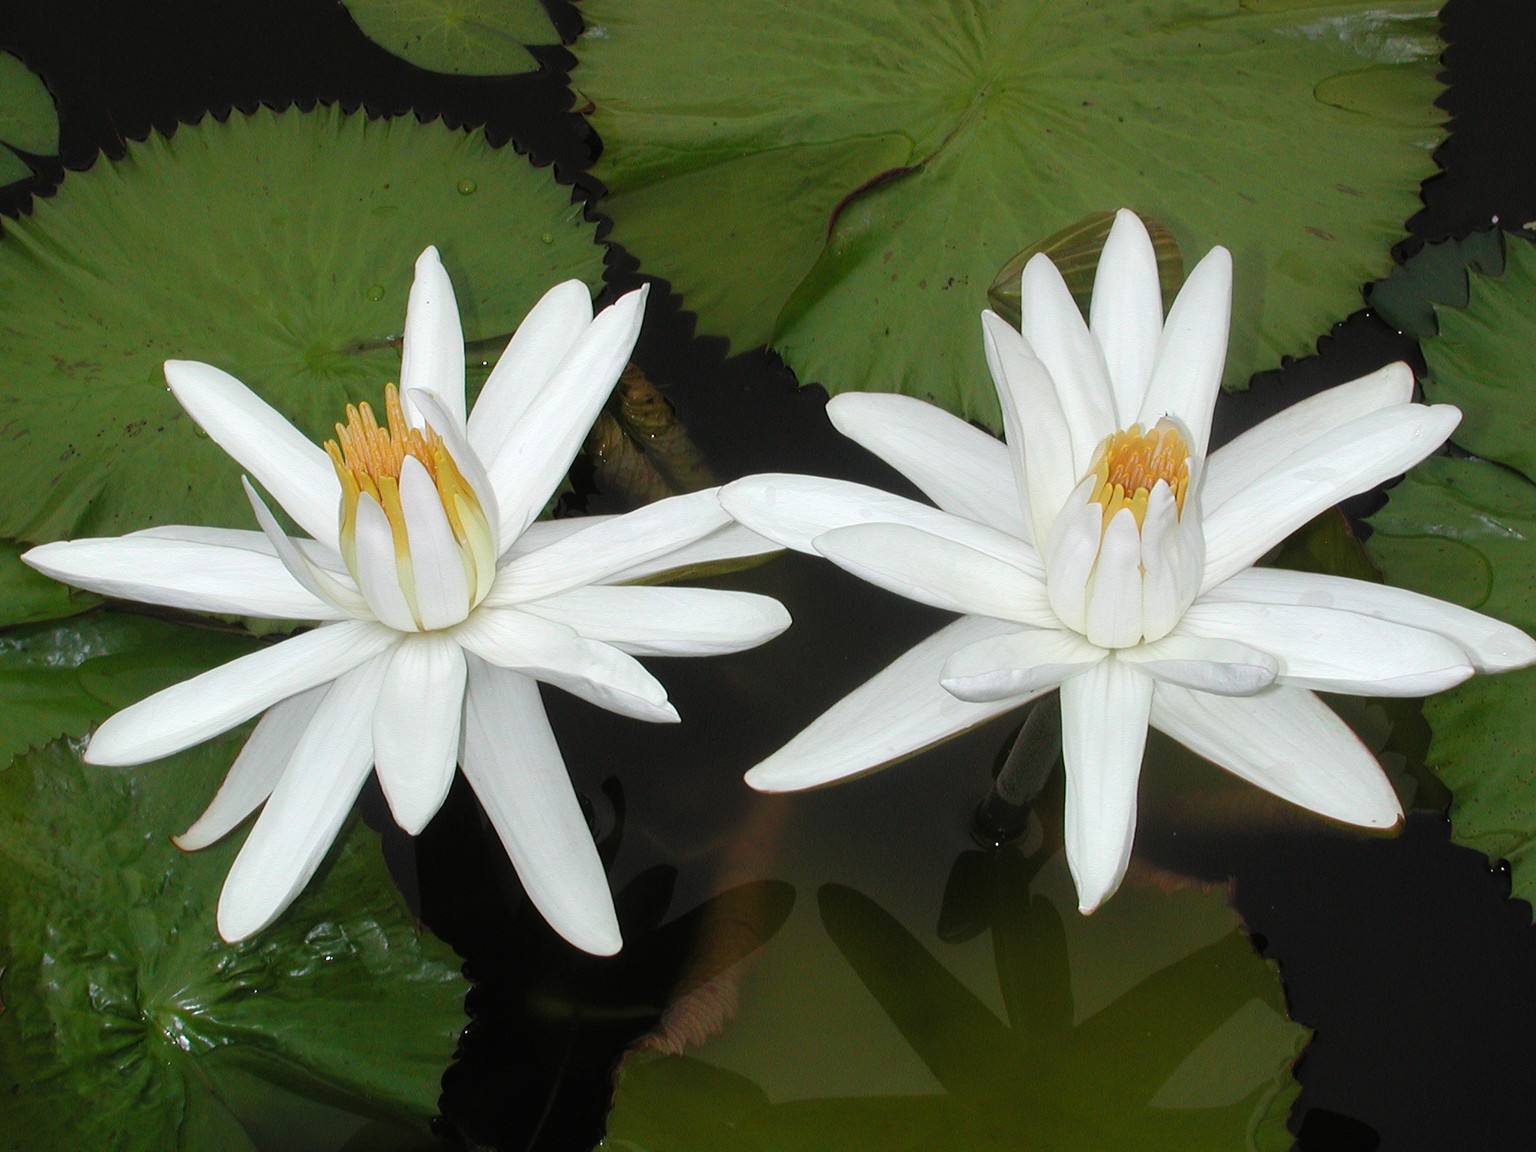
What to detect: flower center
<box><xmin>325</xmin><ymin>383</ymin><xmax>495</xmax><ymax>629</ymax></box>
<box><xmin>1087</xmin><ymin>421</ymin><xmax>1190</xmax><ymax>532</ymax></box>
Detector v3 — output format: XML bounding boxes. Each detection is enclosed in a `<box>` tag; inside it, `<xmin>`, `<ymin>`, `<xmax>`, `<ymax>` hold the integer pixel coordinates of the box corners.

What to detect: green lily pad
<box><xmin>0</xmin><ymin>722</ymin><xmax>464</xmax><ymax>1149</ymax></box>
<box><xmin>601</xmin><ymin>838</ymin><xmax>1302</xmax><ymax>1151</ymax></box>
<box><xmin>340</xmin><ymin>0</ymin><xmax>556</xmax><ymax>76</ymax></box>
<box><xmin>0</xmin><ymin>104</ymin><xmax>604</xmax><ymax>544</ymax></box>
<box><xmin>0</xmin><ymin>51</ymin><xmax>59</xmax><ymax>186</ymax></box>
<box><xmin>0</xmin><ymin>541</ymin><xmax>100</xmax><ymax>629</ymax></box>
<box><xmin>1366</xmin><ymin>234</ymin><xmax>1536</xmax><ymax>905</ymax></box>
<box><xmin>575</xmin><ymin>0</ymin><xmax>1443</xmax><ymax>426</ymax></box>
<box><xmin>0</xmin><ymin>611</ymin><xmax>259</xmax><ymax>769</ymax></box>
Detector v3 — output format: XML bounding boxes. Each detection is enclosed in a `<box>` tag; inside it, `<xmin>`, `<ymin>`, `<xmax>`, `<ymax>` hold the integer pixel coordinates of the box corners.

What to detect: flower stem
<box><xmin>973</xmin><ymin>692</ymin><xmax>1061</xmax><ymax>848</ymax></box>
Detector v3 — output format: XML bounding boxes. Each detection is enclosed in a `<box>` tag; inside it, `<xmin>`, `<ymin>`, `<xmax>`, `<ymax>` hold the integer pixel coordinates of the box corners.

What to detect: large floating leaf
<box><xmin>0</xmin><ymin>105</ymin><xmax>604</xmax><ymax>543</ymax></box>
<box><xmin>0</xmin><ymin>51</ymin><xmax>58</xmax><ymax>186</ymax></box>
<box><xmin>0</xmin><ymin>730</ymin><xmax>465</xmax><ymax>1150</ymax></box>
<box><xmin>0</xmin><ymin>611</ymin><xmax>257</xmax><ymax>769</ymax></box>
<box><xmin>601</xmin><ymin>840</ymin><xmax>1302</xmax><ymax>1151</ymax></box>
<box><xmin>340</xmin><ymin>0</ymin><xmax>556</xmax><ymax>75</ymax></box>
<box><xmin>576</xmin><ymin>0</ymin><xmax>1443</xmax><ymax>426</ymax></box>
<box><xmin>1367</xmin><ymin>235</ymin><xmax>1536</xmax><ymax>905</ymax></box>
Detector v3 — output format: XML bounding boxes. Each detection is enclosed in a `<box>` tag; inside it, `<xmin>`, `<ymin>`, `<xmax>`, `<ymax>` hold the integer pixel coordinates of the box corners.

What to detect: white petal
<box><xmin>1019</xmin><ymin>253</ymin><xmax>1118</xmax><ymax>461</ymax></box>
<box><xmin>825</xmin><ymin>391</ymin><xmax>1029</xmax><ymax>540</ymax></box>
<box><xmin>241</xmin><ymin>479</ymin><xmax>373</xmax><ymax>619</ymax></box>
<box><xmin>164</xmin><ymin>360</ymin><xmax>341</xmax><ymax>550</ymax></box>
<box><xmin>605</xmin><ymin>520</ymin><xmax>781</xmax><ymax>584</ymax></box>
<box><xmin>490</xmin><ymin>487</ymin><xmax>733</xmax><ymax>605</ymax></box>
<box><xmin>1136</xmin><ymin>245</ymin><xmax>1232</xmax><ymax>456</ymax></box>
<box><xmin>135</xmin><ymin>525</ymin><xmax>350</xmax><ymax>576</ymax></box>
<box><xmin>745</xmin><ymin>616</ymin><xmax>1046</xmax><ymax>791</ymax></box>
<box><xmin>1176</xmin><ymin>600</ymin><xmax>1474</xmax><ymax>696</ymax></box>
<box><xmin>486</xmin><ymin>285</ymin><xmax>648</xmax><ymax>544</ymax></box>
<box><xmin>454</xmin><ymin>605</ymin><xmax>678</xmax><ymax>723</ymax></box>
<box><xmin>1116</xmin><ymin>633</ymin><xmax>1279</xmax><ymax>695</ymax></box>
<box><xmin>399</xmin><ymin>246</ymin><xmax>467</xmax><ymax>431</ymax></box>
<box><xmin>175</xmin><ymin>686</ymin><xmax>327</xmax><ymax>850</ymax></box>
<box><xmin>1090</xmin><ymin>209</ymin><xmax>1164</xmax><ymax>421</ymax></box>
<box><xmin>502</xmin><ymin>514</ymin><xmax>617</xmax><ymax>560</ymax></box>
<box><xmin>215</xmin><ymin>653</ymin><xmax>391</xmax><ymax>941</ymax></box>
<box><xmin>22</xmin><ymin>534</ymin><xmax>345</xmax><ymax>621</ymax></box>
<box><xmin>1060</xmin><ymin>658</ymin><xmax>1153</xmax><ymax>913</ymax></box>
<box><xmin>982</xmin><ymin>310</ymin><xmax>1078</xmax><ymax>542</ymax></box>
<box><xmin>940</xmin><ymin>626</ymin><xmax>1105</xmax><ymax>702</ymax></box>
<box><xmin>1202</xmin><ymin>362</ymin><xmax>1415</xmax><ymax>513</ymax></box>
<box><xmin>1043</xmin><ymin>478</ymin><xmax>1103</xmax><ymax>634</ymax></box>
<box><xmin>813</xmin><ymin>522</ymin><xmax>1056</xmax><ymax>627</ymax></box>
<box><xmin>1084</xmin><ymin>507</ymin><xmax>1143</xmax><ymax>649</ymax></box>
<box><xmin>1201</xmin><ymin>403</ymin><xmax>1462</xmax><ymax>592</ymax></box>
<box><xmin>352</xmin><ymin>491</ymin><xmax>418</xmax><ymax>631</ymax></box>
<box><xmin>406</xmin><ymin>387</ymin><xmax>501</xmax><ymax>572</ymax></box>
<box><xmin>373</xmin><ymin>633</ymin><xmax>466</xmax><ymax>835</ymax></box>
<box><xmin>85</xmin><ymin>620</ymin><xmax>398</xmax><ymax>766</ymax></box>
<box><xmin>1137</xmin><ymin>481</ymin><xmax>1188</xmax><ymax>643</ymax></box>
<box><xmin>468</xmin><ymin>279</ymin><xmax>594</xmax><ymax>461</ymax></box>
<box><xmin>720</xmin><ymin>472</ymin><xmax>1043</xmax><ymax>579</ymax></box>
<box><xmin>398</xmin><ymin>454</ymin><xmax>471</xmax><ymax>629</ymax></box>
<box><xmin>523</xmin><ymin>585</ymin><xmax>790</xmax><ymax>656</ymax></box>
<box><xmin>1150</xmin><ymin>682</ymin><xmax>1402</xmax><ymax>827</ymax></box>
<box><xmin>461</xmin><ymin>657</ymin><xmax>621</xmax><ymax>955</ymax></box>
<box><xmin>1203</xmin><ymin>566</ymin><xmax>1536</xmax><ymax>673</ymax></box>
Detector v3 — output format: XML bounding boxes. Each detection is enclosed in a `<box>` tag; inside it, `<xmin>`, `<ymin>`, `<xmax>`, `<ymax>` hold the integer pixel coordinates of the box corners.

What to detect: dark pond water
<box><xmin>3</xmin><ymin>0</ymin><xmax>1536</xmax><ymax>1149</ymax></box>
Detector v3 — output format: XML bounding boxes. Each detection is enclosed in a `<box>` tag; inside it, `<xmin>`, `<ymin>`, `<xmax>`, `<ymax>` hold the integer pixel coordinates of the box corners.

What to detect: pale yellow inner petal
<box><xmin>1087</xmin><ymin>421</ymin><xmax>1190</xmax><ymax>531</ymax></box>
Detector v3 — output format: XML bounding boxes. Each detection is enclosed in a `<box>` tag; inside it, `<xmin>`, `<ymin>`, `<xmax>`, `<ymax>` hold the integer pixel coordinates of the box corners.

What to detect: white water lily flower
<box><xmin>721</xmin><ymin>209</ymin><xmax>1536</xmax><ymax>913</ymax></box>
<box><xmin>25</xmin><ymin>248</ymin><xmax>788</xmax><ymax>955</ymax></box>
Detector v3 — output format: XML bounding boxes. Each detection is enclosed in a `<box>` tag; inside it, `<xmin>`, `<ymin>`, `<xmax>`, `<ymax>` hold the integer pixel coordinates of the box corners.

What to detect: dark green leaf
<box><xmin>0</xmin><ymin>51</ymin><xmax>58</xmax><ymax>158</ymax></box>
<box><xmin>0</xmin><ymin>105</ymin><xmax>604</xmax><ymax>544</ymax></box>
<box><xmin>1368</xmin><ymin>228</ymin><xmax>1506</xmax><ymax>339</ymax></box>
<box><xmin>577</xmin><ymin>0</ymin><xmax>1443</xmax><ymax>426</ymax></box>
<box><xmin>339</xmin><ymin>0</ymin><xmax>555</xmax><ymax>75</ymax></box>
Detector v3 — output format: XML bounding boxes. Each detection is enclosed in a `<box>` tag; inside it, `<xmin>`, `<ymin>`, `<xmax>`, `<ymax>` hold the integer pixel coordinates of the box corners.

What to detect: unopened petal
<box><xmin>175</xmin><ymin>686</ymin><xmax>326</xmax><ymax>850</ymax></box>
<box><xmin>241</xmin><ymin>479</ymin><xmax>373</xmax><ymax>619</ymax></box>
<box><xmin>826</xmin><ymin>391</ymin><xmax>1029</xmax><ymax>540</ymax></box>
<box><xmin>164</xmin><ymin>359</ymin><xmax>341</xmax><ymax>550</ymax></box>
<box><xmin>1060</xmin><ymin>657</ymin><xmax>1153</xmax><ymax>913</ymax></box>
<box><xmin>1151</xmin><ymin>682</ymin><xmax>1402</xmax><ymax>828</ymax></box>
<box><xmin>461</xmin><ymin>657</ymin><xmax>621</xmax><ymax>955</ymax></box>
<box><xmin>398</xmin><ymin>455</ymin><xmax>471</xmax><ymax>630</ymax></box>
<box><xmin>85</xmin><ymin>620</ymin><xmax>398</xmax><ymax>767</ymax></box>
<box><xmin>1043</xmin><ymin>479</ymin><xmax>1103</xmax><ymax>634</ymax></box>
<box><xmin>745</xmin><ymin>616</ymin><xmax>1046</xmax><ymax>792</ymax></box>
<box><xmin>373</xmin><ymin>633</ymin><xmax>466</xmax><ymax>835</ymax></box>
<box><xmin>1084</xmin><ymin>507</ymin><xmax>1143</xmax><ymax>649</ymax></box>
<box><xmin>216</xmin><ymin>653</ymin><xmax>391</xmax><ymax>941</ymax></box>
<box><xmin>352</xmin><ymin>490</ymin><xmax>418</xmax><ymax>632</ymax></box>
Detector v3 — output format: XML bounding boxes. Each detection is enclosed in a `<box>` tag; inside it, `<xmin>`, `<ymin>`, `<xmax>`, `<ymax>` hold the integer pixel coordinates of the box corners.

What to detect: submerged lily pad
<box><xmin>340</xmin><ymin>0</ymin><xmax>556</xmax><ymax>75</ymax></box>
<box><xmin>0</xmin><ymin>51</ymin><xmax>58</xmax><ymax>186</ymax></box>
<box><xmin>1367</xmin><ymin>234</ymin><xmax>1536</xmax><ymax>906</ymax></box>
<box><xmin>601</xmin><ymin>833</ymin><xmax>1302</xmax><ymax>1150</ymax></box>
<box><xmin>0</xmin><ymin>104</ymin><xmax>604</xmax><ymax>543</ymax></box>
<box><xmin>576</xmin><ymin>0</ymin><xmax>1443</xmax><ymax>426</ymax></box>
<box><xmin>0</xmin><ymin>631</ymin><xmax>465</xmax><ymax>1149</ymax></box>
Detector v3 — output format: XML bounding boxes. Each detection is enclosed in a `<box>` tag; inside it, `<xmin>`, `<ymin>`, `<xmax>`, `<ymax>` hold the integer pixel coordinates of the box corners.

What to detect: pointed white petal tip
<box><xmin>416</xmin><ymin>243</ymin><xmax>443</xmax><ymax>269</ymax></box>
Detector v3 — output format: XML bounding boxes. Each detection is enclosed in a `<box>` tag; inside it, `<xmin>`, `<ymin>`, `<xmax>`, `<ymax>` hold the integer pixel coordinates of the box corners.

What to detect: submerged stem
<box><xmin>974</xmin><ymin>692</ymin><xmax>1061</xmax><ymax>848</ymax></box>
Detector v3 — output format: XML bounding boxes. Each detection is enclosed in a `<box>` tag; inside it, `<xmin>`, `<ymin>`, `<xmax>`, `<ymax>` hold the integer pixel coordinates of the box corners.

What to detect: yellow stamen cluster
<box><xmin>1087</xmin><ymin>422</ymin><xmax>1190</xmax><ymax>530</ymax></box>
<box><xmin>325</xmin><ymin>383</ymin><xmax>494</xmax><ymax>621</ymax></box>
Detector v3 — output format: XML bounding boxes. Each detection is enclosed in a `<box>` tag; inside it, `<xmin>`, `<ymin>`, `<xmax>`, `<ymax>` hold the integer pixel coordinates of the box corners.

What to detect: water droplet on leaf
<box><xmin>457</xmin><ymin>179</ymin><xmax>477</xmax><ymax>195</ymax></box>
<box><xmin>366</xmin><ymin>284</ymin><xmax>386</xmax><ymax>301</ymax></box>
